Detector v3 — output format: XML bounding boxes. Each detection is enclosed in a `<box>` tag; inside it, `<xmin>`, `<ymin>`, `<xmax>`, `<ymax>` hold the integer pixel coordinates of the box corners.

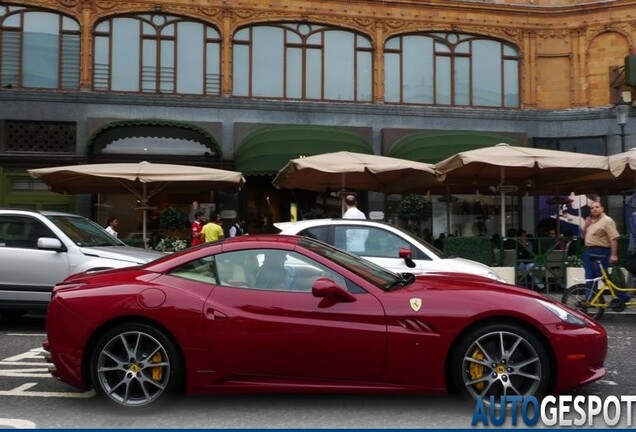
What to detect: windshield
<box><xmin>298</xmin><ymin>237</ymin><xmax>406</xmax><ymax>290</ymax></box>
<box><xmin>47</xmin><ymin>215</ymin><xmax>124</xmax><ymax>247</ymax></box>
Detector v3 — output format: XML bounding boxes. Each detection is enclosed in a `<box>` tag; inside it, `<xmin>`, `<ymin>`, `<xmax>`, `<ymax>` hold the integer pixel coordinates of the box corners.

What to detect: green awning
<box><xmin>388</xmin><ymin>131</ymin><xmax>520</xmax><ymax>164</ymax></box>
<box><xmin>236</xmin><ymin>125</ymin><xmax>372</xmax><ymax>175</ymax></box>
<box><xmin>88</xmin><ymin>119</ymin><xmax>222</xmax><ymax>158</ymax></box>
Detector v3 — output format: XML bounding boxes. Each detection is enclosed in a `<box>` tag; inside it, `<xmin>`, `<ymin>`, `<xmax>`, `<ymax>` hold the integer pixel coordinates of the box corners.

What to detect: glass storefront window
<box><xmin>232</xmin><ymin>23</ymin><xmax>372</xmax><ymax>101</ymax></box>
<box><xmin>93</xmin><ymin>13</ymin><xmax>221</xmax><ymax>95</ymax></box>
<box><xmin>384</xmin><ymin>32</ymin><xmax>519</xmax><ymax>107</ymax></box>
<box><xmin>387</xmin><ymin>192</ymin><xmax>519</xmax><ymax>241</ymax></box>
<box><xmin>0</xmin><ymin>6</ymin><xmax>79</xmax><ymax>89</ymax></box>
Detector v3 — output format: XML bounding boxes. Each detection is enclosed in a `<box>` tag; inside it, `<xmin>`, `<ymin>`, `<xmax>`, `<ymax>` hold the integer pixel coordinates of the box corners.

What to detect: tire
<box><xmin>561</xmin><ymin>283</ymin><xmax>605</xmax><ymax>320</ymax></box>
<box><xmin>450</xmin><ymin>322</ymin><xmax>551</xmax><ymax>403</ymax></box>
<box><xmin>90</xmin><ymin>322</ymin><xmax>182</xmax><ymax>409</ymax></box>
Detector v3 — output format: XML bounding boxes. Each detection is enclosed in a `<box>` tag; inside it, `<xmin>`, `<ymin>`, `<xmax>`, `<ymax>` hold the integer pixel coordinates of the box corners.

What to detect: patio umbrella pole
<box><xmin>446</xmin><ymin>186</ymin><xmax>451</xmax><ymax>235</ymax></box>
<box><xmin>500</xmin><ymin>167</ymin><xmax>506</xmax><ymax>238</ymax></box>
<box><xmin>578</xmin><ymin>194</ymin><xmax>584</xmax><ymax>236</ymax></box>
<box><xmin>341</xmin><ymin>172</ymin><xmax>346</xmax><ymax>217</ymax></box>
<box><xmin>142</xmin><ymin>183</ymin><xmax>148</xmax><ymax>249</ymax></box>
<box><xmin>556</xmin><ymin>188</ymin><xmax>561</xmax><ymax>238</ymax></box>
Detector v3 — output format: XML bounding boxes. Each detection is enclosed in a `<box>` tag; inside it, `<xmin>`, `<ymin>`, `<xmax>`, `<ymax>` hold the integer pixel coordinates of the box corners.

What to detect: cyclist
<box><xmin>583</xmin><ymin>199</ymin><xmax>623</xmax><ymax>306</ymax></box>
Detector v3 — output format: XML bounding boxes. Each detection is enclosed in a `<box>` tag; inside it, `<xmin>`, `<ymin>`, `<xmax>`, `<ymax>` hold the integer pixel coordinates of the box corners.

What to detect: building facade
<box><xmin>0</xmin><ymin>0</ymin><xmax>633</xmax><ymax>237</ymax></box>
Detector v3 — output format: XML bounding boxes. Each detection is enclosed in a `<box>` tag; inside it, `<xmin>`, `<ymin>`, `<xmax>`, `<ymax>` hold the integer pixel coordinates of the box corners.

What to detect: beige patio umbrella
<box><xmin>29</xmin><ymin>161</ymin><xmax>245</xmax><ymax>246</ymax></box>
<box><xmin>434</xmin><ymin>143</ymin><xmax>610</xmax><ymax>237</ymax></box>
<box><xmin>527</xmin><ymin>149</ymin><xmax>636</xmax><ymax>195</ymax></box>
<box><xmin>606</xmin><ymin>148</ymin><xmax>636</xmax><ymax>191</ymax></box>
<box><xmin>272</xmin><ymin>151</ymin><xmax>437</xmax><ymax>194</ymax></box>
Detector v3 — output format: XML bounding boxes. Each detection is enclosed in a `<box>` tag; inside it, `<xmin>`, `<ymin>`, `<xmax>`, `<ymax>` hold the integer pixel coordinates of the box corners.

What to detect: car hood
<box><xmin>409</xmin><ymin>271</ymin><xmax>534</xmax><ymax>296</ymax></box>
<box><xmin>78</xmin><ymin>246</ymin><xmax>165</xmax><ymax>264</ymax></box>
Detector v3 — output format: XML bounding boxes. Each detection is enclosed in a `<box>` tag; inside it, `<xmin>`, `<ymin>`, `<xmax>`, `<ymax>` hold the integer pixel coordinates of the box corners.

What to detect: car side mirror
<box><xmin>312</xmin><ymin>277</ymin><xmax>356</xmax><ymax>303</ymax></box>
<box><xmin>401</xmin><ymin>272</ymin><xmax>416</xmax><ymax>285</ymax></box>
<box><xmin>399</xmin><ymin>247</ymin><xmax>417</xmax><ymax>268</ymax></box>
<box><xmin>37</xmin><ymin>237</ymin><xmax>65</xmax><ymax>252</ymax></box>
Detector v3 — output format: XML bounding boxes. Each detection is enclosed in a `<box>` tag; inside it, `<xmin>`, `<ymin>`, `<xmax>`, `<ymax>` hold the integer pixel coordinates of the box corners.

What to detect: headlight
<box><xmin>535</xmin><ymin>298</ymin><xmax>586</xmax><ymax>326</ymax></box>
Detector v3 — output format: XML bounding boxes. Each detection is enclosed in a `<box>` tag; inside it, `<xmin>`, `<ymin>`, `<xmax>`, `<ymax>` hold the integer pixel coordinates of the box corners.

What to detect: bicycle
<box><xmin>561</xmin><ymin>254</ymin><xmax>636</xmax><ymax>320</ymax></box>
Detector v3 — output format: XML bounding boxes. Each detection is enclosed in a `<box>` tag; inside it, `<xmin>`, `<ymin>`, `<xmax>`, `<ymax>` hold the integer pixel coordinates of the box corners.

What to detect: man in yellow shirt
<box><xmin>202</xmin><ymin>213</ymin><xmax>225</xmax><ymax>243</ymax></box>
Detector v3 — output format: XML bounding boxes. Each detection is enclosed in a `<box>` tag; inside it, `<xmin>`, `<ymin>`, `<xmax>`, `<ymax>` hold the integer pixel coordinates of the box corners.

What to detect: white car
<box><xmin>274</xmin><ymin>219</ymin><xmax>505</xmax><ymax>282</ymax></box>
<box><xmin>0</xmin><ymin>209</ymin><xmax>165</xmax><ymax>317</ymax></box>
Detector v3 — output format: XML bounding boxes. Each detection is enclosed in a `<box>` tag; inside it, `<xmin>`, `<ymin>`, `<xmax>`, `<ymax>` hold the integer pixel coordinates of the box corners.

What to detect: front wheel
<box><xmin>90</xmin><ymin>322</ymin><xmax>182</xmax><ymax>409</ymax></box>
<box><xmin>450</xmin><ymin>322</ymin><xmax>551</xmax><ymax>403</ymax></box>
<box><xmin>561</xmin><ymin>284</ymin><xmax>605</xmax><ymax>320</ymax></box>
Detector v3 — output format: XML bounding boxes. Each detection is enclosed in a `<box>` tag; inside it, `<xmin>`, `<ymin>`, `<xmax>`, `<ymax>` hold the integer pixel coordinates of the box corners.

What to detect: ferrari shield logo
<box><xmin>410</xmin><ymin>298</ymin><xmax>422</xmax><ymax>312</ymax></box>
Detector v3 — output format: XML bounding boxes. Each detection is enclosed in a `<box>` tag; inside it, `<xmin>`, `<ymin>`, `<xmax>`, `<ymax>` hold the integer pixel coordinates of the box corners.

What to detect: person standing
<box><xmin>582</xmin><ymin>200</ymin><xmax>620</xmax><ymax>297</ymax></box>
<box><xmin>342</xmin><ymin>194</ymin><xmax>366</xmax><ymax>219</ymax></box>
<box><xmin>104</xmin><ymin>217</ymin><xmax>119</xmax><ymax>238</ymax></box>
<box><xmin>516</xmin><ymin>230</ymin><xmax>544</xmax><ymax>291</ymax></box>
<box><xmin>202</xmin><ymin>213</ymin><xmax>225</xmax><ymax>243</ymax></box>
<box><xmin>229</xmin><ymin>218</ymin><xmax>246</xmax><ymax>237</ymax></box>
<box><xmin>190</xmin><ymin>210</ymin><xmax>206</xmax><ymax>246</ymax></box>
<box><xmin>341</xmin><ymin>194</ymin><xmax>367</xmax><ymax>252</ymax></box>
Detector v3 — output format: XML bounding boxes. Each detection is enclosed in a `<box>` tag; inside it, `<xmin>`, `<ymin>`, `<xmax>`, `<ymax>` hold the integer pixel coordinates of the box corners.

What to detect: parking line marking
<box><xmin>0</xmin><ymin>418</ymin><xmax>36</xmax><ymax>428</ymax></box>
<box><xmin>6</xmin><ymin>333</ymin><xmax>46</xmax><ymax>337</ymax></box>
<box><xmin>0</xmin><ymin>361</ymin><xmax>50</xmax><ymax>366</ymax></box>
<box><xmin>0</xmin><ymin>368</ymin><xmax>50</xmax><ymax>378</ymax></box>
<box><xmin>0</xmin><ymin>383</ymin><xmax>95</xmax><ymax>398</ymax></box>
<box><xmin>3</xmin><ymin>348</ymin><xmax>45</xmax><ymax>362</ymax></box>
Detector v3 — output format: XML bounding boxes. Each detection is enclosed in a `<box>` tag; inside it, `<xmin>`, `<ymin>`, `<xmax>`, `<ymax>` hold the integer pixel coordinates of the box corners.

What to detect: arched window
<box><xmin>93</xmin><ymin>14</ymin><xmax>221</xmax><ymax>94</ymax></box>
<box><xmin>0</xmin><ymin>5</ymin><xmax>79</xmax><ymax>89</ymax></box>
<box><xmin>233</xmin><ymin>23</ymin><xmax>372</xmax><ymax>101</ymax></box>
<box><xmin>384</xmin><ymin>32</ymin><xmax>519</xmax><ymax>108</ymax></box>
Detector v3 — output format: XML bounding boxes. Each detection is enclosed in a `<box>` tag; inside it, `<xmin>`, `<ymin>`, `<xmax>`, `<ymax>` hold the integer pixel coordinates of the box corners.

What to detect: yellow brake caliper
<box><xmin>151</xmin><ymin>352</ymin><xmax>163</xmax><ymax>381</ymax></box>
<box><xmin>469</xmin><ymin>348</ymin><xmax>485</xmax><ymax>391</ymax></box>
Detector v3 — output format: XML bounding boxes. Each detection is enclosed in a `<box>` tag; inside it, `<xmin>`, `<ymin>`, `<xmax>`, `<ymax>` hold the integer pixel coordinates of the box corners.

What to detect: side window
<box><xmin>213</xmin><ymin>248</ymin><xmax>349</xmax><ymax>293</ymax></box>
<box><xmin>169</xmin><ymin>256</ymin><xmax>218</xmax><ymax>284</ymax></box>
<box><xmin>0</xmin><ymin>216</ymin><xmax>54</xmax><ymax>249</ymax></box>
<box><xmin>359</xmin><ymin>227</ymin><xmax>413</xmax><ymax>258</ymax></box>
<box><xmin>27</xmin><ymin>219</ymin><xmax>55</xmax><ymax>247</ymax></box>
<box><xmin>282</xmin><ymin>251</ymin><xmax>348</xmax><ymax>292</ymax></box>
<box><xmin>300</xmin><ymin>226</ymin><xmax>329</xmax><ymax>243</ymax></box>
<box><xmin>334</xmin><ymin>226</ymin><xmax>369</xmax><ymax>254</ymax></box>
<box><xmin>216</xmin><ymin>250</ymin><xmax>259</xmax><ymax>287</ymax></box>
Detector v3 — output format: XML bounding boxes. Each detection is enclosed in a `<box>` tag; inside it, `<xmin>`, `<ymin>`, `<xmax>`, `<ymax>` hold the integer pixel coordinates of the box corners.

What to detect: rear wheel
<box><xmin>561</xmin><ymin>284</ymin><xmax>605</xmax><ymax>320</ymax></box>
<box><xmin>451</xmin><ymin>322</ymin><xmax>551</xmax><ymax>403</ymax></box>
<box><xmin>90</xmin><ymin>322</ymin><xmax>182</xmax><ymax>409</ymax></box>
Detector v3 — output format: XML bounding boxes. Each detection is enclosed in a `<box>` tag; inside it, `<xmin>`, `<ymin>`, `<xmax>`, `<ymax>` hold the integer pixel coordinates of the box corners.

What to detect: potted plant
<box><xmin>397</xmin><ymin>194</ymin><xmax>431</xmax><ymax>238</ymax></box>
<box><xmin>155</xmin><ymin>207</ymin><xmax>188</xmax><ymax>252</ymax></box>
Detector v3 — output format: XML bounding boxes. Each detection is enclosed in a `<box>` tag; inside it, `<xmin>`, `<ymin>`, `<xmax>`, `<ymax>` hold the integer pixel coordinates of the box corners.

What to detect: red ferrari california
<box><xmin>43</xmin><ymin>235</ymin><xmax>606</xmax><ymax>409</ymax></box>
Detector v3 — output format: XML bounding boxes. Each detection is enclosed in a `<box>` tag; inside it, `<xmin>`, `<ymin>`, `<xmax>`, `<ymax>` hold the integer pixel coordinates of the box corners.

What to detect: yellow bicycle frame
<box><xmin>584</xmin><ymin>264</ymin><xmax>636</xmax><ymax>308</ymax></box>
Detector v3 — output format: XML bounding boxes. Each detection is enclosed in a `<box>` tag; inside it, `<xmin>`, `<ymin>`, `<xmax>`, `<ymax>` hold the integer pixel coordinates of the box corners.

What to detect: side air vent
<box><xmin>397</xmin><ymin>318</ymin><xmax>434</xmax><ymax>333</ymax></box>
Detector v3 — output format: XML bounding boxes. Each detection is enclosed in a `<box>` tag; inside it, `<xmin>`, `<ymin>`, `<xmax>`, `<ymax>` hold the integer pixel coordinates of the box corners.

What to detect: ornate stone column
<box><xmin>79</xmin><ymin>1</ymin><xmax>93</xmax><ymax>90</ymax></box>
<box><xmin>221</xmin><ymin>7</ymin><xmax>233</xmax><ymax>97</ymax></box>
<box><xmin>373</xmin><ymin>20</ymin><xmax>385</xmax><ymax>104</ymax></box>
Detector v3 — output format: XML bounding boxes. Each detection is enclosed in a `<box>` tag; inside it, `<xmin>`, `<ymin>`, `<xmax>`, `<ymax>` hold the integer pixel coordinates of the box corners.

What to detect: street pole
<box><xmin>615</xmin><ymin>98</ymin><xmax>630</xmax><ymax>231</ymax></box>
<box><xmin>615</xmin><ymin>97</ymin><xmax>629</xmax><ymax>152</ymax></box>
<box><xmin>620</xmin><ymin>123</ymin><xmax>626</xmax><ymax>152</ymax></box>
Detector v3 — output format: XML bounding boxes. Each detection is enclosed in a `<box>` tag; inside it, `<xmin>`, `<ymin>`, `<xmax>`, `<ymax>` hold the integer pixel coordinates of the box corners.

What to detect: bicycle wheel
<box><xmin>561</xmin><ymin>284</ymin><xmax>604</xmax><ymax>320</ymax></box>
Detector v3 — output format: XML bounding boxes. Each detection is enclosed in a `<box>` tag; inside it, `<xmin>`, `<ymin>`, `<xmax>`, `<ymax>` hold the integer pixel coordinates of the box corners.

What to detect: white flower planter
<box><xmin>566</xmin><ymin>267</ymin><xmax>585</xmax><ymax>289</ymax></box>
<box><xmin>496</xmin><ymin>267</ymin><xmax>517</xmax><ymax>285</ymax></box>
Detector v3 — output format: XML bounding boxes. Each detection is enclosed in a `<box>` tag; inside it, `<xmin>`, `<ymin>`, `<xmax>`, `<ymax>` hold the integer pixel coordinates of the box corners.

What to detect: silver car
<box><xmin>275</xmin><ymin>219</ymin><xmax>506</xmax><ymax>283</ymax></box>
<box><xmin>0</xmin><ymin>209</ymin><xmax>164</xmax><ymax>317</ymax></box>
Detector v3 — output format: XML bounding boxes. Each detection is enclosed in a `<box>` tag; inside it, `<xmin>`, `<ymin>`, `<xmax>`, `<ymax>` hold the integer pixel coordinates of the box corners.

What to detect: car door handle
<box><xmin>205</xmin><ymin>308</ymin><xmax>227</xmax><ymax>320</ymax></box>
